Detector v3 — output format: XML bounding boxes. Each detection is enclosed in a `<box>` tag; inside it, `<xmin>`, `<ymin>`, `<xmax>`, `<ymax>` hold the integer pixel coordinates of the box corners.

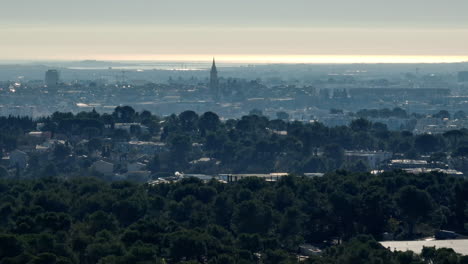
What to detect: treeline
<box><xmin>355</xmin><ymin>108</ymin><xmax>467</xmax><ymax>120</ymax></box>
<box><xmin>0</xmin><ymin>171</ymin><xmax>467</xmax><ymax>263</ymax></box>
<box><xmin>0</xmin><ymin>116</ymin><xmax>35</xmax><ymax>152</ymax></box>
<box><xmin>355</xmin><ymin>107</ymin><xmax>409</xmax><ymax>119</ymax></box>
<box><xmin>152</xmin><ymin>110</ymin><xmax>468</xmax><ymax>174</ymax></box>
<box><xmin>4</xmin><ymin>107</ymin><xmax>468</xmax><ymax>177</ymax></box>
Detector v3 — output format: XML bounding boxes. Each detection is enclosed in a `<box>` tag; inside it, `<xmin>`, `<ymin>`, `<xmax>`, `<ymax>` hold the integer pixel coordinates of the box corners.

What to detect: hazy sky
<box><xmin>2</xmin><ymin>0</ymin><xmax>468</xmax><ymax>62</ymax></box>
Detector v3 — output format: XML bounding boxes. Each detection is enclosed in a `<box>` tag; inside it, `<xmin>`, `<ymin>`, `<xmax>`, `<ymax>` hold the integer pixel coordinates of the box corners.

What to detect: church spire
<box><xmin>210</xmin><ymin>57</ymin><xmax>219</xmax><ymax>101</ymax></box>
<box><xmin>211</xmin><ymin>57</ymin><xmax>217</xmax><ymax>72</ymax></box>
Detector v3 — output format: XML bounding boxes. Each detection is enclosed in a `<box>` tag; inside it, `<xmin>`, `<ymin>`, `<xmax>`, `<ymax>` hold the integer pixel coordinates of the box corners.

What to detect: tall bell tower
<box><xmin>210</xmin><ymin>58</ymin><xmax>219</xmax><ymax>100</ymax></box>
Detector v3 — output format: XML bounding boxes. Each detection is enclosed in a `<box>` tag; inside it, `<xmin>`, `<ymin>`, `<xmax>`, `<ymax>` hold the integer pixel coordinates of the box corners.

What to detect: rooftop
<box><xmin>379</xmin><ymin>239</ymin><xmax>468</xmax><ymax>255</ymax></box>
<box><xmin>391</xmin><ymin>159</ymin><xmax>428</xmax><ymax>165</ymax></box>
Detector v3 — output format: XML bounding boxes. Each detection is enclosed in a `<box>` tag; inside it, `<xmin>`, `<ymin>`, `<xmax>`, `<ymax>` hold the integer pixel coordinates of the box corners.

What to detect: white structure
<box><xmin>380</xmin><ymin>239</ymin><xmax>468</xmax><ymax>255</ymax></box>
<box><xmin>220</xmin><ymin>173</ymin><xmax>288</xmax><ymax>182</ymax></box>
<box><xmin>299</xmin><ymin>244</ymin><xmax>322</xmax><ymax>256</ymax></box>
<box><xmin>388</xmin><ymin>159</ymin><xmax>430</xmax><ymax>169</ymax></box>
<box><xmin>403</xmin><ymin>168</ymin><xmax>464</xmax><ymax>177</ymax></box>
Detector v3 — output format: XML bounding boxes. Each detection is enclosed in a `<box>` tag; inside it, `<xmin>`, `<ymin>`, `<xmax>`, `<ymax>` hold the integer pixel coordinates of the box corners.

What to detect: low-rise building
<box><xmin>115</xmin><ymin>141</ymin><xmax>167</xmax><ymax>155</ymax></box>
<box><xmin>303</xmin><ymin>173</ymin><xmax>325</xmax><ymax>178</ymax></box>
<box><xmin>220</xmin><ymin>173</ymin><xmax>288</xmax><ymax>182</ymax></box>
<box><xmin>403</xmin><ymin>168</ymin><xmax>464</xmax><ymax>177</ymax></box>
<box><xmin>299</xmin><ymin>244</ymin><xmax>322</xmax><ymax>256</ymax></box>
<box><xmin>379</xmin><ymin>239</ymin><xmax>468</xmax><ymax>255</ymax></box>
<box><xmin>387</xmin><ymin>159</ymin><xmax>432</xmax><ymax>169</ymax></box>
<box><xmin>345</xmin><ymin>151</ymin><xmax>393</xmax><ymax>169</ymax></box>
<box><xmin>91</xmin><ymin>160</ymin><xmax>114</xmax><ymax>175</ymax></box>
<box><xmin>27</xmin><ymin>131</ymin><xmax>51</xmax><ymax>140</ymax></box>
<box><xmin>127</xmin><ymin>162</ymin><xmax>146</xmax><ymax>172</ymax></box>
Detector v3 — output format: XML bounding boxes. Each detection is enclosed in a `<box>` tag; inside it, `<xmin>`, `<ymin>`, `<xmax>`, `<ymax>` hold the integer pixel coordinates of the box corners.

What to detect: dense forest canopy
<box><xmin>0</xmin><ymin>171</ymin><xmax>467</xmax><ymax>263</ymax></box>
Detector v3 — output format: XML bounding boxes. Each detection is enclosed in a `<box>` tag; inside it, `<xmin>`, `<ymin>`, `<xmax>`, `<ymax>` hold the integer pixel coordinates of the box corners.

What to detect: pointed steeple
<box><xmin>210</xmin><ymin>57</ymin><xmax>219</xmax><ymax>101</ymax></box>
<box><xmin>211</xmin><ymin>57</ymin><xmax>217</xmax><ymax>72</ymax></box>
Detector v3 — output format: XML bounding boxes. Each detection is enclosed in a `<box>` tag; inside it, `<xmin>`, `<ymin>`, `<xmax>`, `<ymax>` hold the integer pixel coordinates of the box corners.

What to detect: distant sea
<box><xmin>67</xmin><ymin>62</ymin><xmax>234</xmax><ymax>71</ymax></box>
<box><xmin>6</xmin><ymin>61</ymin><xmax>261</xmax><ymax>71</ymax></box>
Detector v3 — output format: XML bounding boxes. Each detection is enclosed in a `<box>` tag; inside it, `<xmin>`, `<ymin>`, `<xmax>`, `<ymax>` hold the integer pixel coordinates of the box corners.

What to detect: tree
<box><xmin>349</xmin><ymin>160</ymin><xmax>369</xmax><ymax>172</ymax></box>
<box><xmin>140</xmin><ymin>110</ymin><xmax>152</xmax><ymax>120</ymax></box>
<box><xmin>179</xmin><ymin>111</ymin><xmax>199</xmax><ymax>133</ymax></box>
<box><xmin>41</xmin><ymin>163</ymin><xmax>58</xmax><ymax>177</ymax></box>
<box><xmin>454</xmin><ymin>110</ymin><xmax>467</xmax><ymax>120</ymax></box>
<box><xmin>0</xmin><ymin>166</ymin><xmax>9</xmax><ymax>178</ymax></box>
<box><xmin>199</xmin><ymin>112</ymin><xmax>220</xmax><ymax>132</ymax></box>
<box><xmin>168</xmin><ymin>230</ymin><xmax>209</xmax><ymax>262</ymax></box>
<box><xmin>433</xmin><ymin>110</ymin><xmax>450</xmax><ymax>119</ymax></box>
<box><xmin>30</xmin><ymin>252</ymin><xmax>58</xmax><ymax>264</ymax></box>
<box><xmin>0</xmin><ymin>234</ymin><xmax>23</xmax><ymax>258</ymax></box>
<box><xmin>429</xmin><ymin>152</ymin><xmax>446</xmax><ymax>163</ymax></box>
<box><xmin>453</xmin><ymin>146</ymin><xmax>468</xmax><ymax>157</ymax></box>
<box><xmin>148</xmin><ymin>154</ymin><xmax>161</xmax><ymax>173</ymax></box>
<box><xmin>170</xmin><ymin>135</ymin><xmax>192</xmax><ymax>167</ymax></box>
<box><xmin>112</xmin><ymin>129</ymin><xmax>130</xmax><ymax>142</ymax></box>
<box><xmin>396</xmin><ymin>186</ymin><xmax>433</xmax><ymax>236</ymax></box>
<box><xmin>129</xmin><ymin>125</ymin><xmax>142</xmax><ymax>136</ymax></box>
<box><xmin>443</xmin><ymin>130</ymin><xmax>464</xmax><ymax>149</ymax></box>
<box><xmin>101</xmin><ymin>113</ymin><xmax>115</xmax><ymax>128</ymax></box>
<box><xmin>88</xmin><ymin>138</ymin><xmax>103</xmax><ymax>153</ymax></box>
<box><xmin>87</xmin><ymin>211</ymin><xmax>118</xmax><ymax>234</ymax></box>
<box><xmin>83</xmin><ymin>127</ymin><xmax>100</xmax><ymax>139</ymax></box>
<box><xmin>350</xmin><ymin>118</ymin><xmax>372</xmax><ymax>132</ymax></box>
<box><xmin>415</xmin><ymin>134</ymin><xmax>440</xmax><ymax>153</ymax></box>
<box><xmin>53</xmin><ymin>144</ymin><xmax>71</xmax><ymax>160</ymax></box>
<box><xmin>323</xmin><ymin>144</ymin><xmax>345</xmax><ymax>168</ymax></box>
<box><xmin>113</xmin><ymin>106</ymin><xmax>136</xmax><ymax>122</ymax></box>
<box><xmin>233</xmin><ymin>200</ymin><xmax>272</xmax><ymax>234</ymax></box>
<box><xmin>392</xmin><ymin>107</ymin><xmax>408</xmax><ymax>118</ymax></box>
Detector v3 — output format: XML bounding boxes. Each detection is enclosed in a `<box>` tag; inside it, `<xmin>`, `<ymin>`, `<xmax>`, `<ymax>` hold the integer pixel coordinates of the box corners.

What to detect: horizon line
<box><xmin>2</xmin><ymin>55</ymin><xmax>468</xmax><ymax>64</ymax></box>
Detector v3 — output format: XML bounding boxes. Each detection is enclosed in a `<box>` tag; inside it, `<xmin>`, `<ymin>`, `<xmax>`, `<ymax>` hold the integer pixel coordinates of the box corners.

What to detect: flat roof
<box><xmin>380</xmin><ymin>239</ymin><xmax>468</xmax><ymax>255</ymax></box>
<box><xmin>391</xmin><ymin>159</ymin><xmax>428</xmax><ymax>164</ymax></box>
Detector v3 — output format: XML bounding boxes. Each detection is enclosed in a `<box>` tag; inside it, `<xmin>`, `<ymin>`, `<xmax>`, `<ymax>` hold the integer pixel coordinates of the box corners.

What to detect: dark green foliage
<box><xmin>2</xmin><ymin>109</ymin><xmax>468</xmax><ymax>263</ymax></box>
<box><xmin>5</xmin><ymin>108</ymin><xmax>468</xmax><ymax>177</ymax></box>
<box><xmin>0</xmin><ymin>170</ymin><xmax>466</xmax><ymax>263</ymax></box>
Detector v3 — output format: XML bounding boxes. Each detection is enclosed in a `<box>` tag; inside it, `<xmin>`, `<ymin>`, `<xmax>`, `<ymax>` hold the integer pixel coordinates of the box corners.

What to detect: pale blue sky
<box><xmin>1</xmin><ymin>0</ymin><xmax>468</xmax><ymax>62</ymax></box>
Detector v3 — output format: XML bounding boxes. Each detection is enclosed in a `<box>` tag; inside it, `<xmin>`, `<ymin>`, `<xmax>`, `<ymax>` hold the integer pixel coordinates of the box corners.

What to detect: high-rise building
<box><xmin>45</xmin><ymin>70</ymin><xmax>59</xmax><ymax>88</ymax></box>
<box><xmin>210</xmin><ymin>58</ymin><xmax>219</xmax><ymax>100</ymax></box>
